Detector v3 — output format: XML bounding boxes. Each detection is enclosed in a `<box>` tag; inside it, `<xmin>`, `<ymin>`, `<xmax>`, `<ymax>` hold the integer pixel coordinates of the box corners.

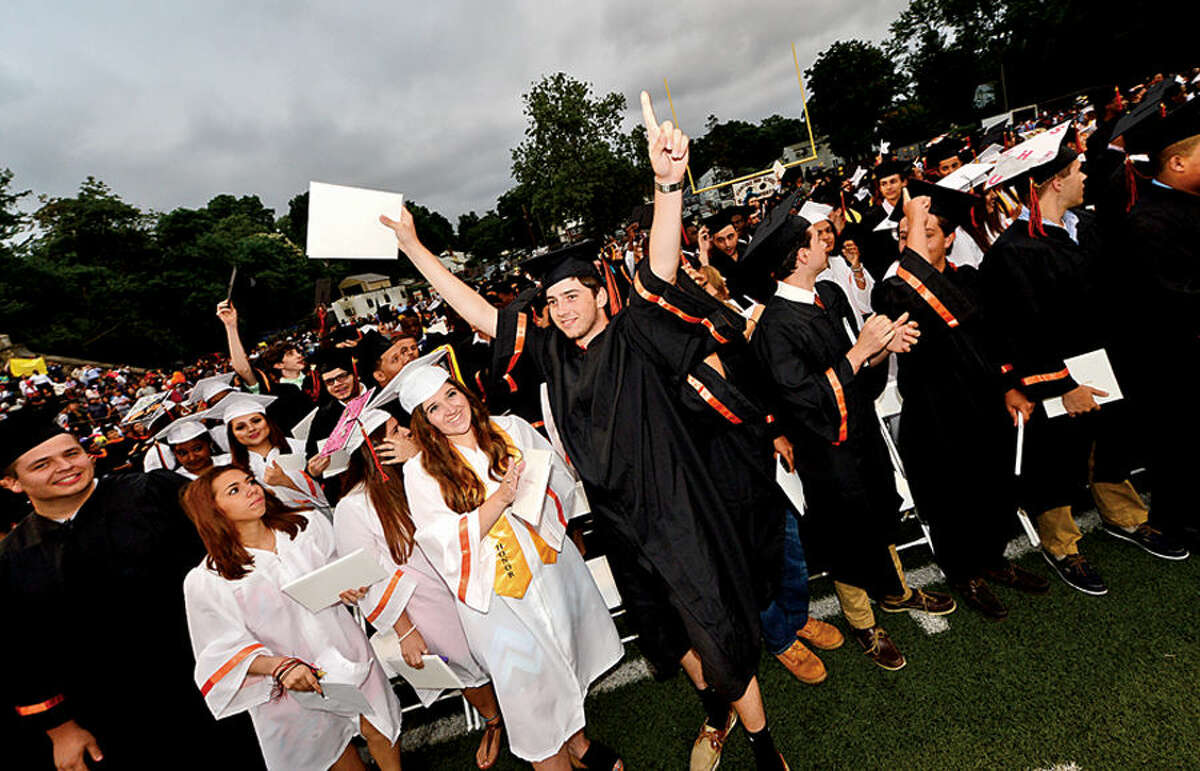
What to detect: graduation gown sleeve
<box><xmin>183</xmin><ymin>567</ymin><xmax>275</xmax><ymax>720</ymax></box>
<box><xmin>331</xmin><ymin>493</ymin><xmax>420</xmax><ymax>631</ymax></box>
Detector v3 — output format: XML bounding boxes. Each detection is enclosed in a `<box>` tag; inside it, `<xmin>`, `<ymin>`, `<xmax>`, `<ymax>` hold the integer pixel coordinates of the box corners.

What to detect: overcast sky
<box><xmin>2</xmin><ymin>0</ymin><xmax>907</xmax><ymax>224</ymax></box>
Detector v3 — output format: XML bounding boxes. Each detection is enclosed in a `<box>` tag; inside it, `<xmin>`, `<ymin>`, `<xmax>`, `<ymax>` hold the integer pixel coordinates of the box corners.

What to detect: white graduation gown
<box><xmin>247</xmin><ymin>438</ymin><xmax>330</xmax><ymax>512</ymax></box>
<box><xmin>818</xmin><ymin>254</ymin><xmax>874</xmax><ymax>317</ymax></box>
<box><xmin>404</xmin><ymin>414</ymin><xmax>623</xmax><ymax>762</ymax></box>
<box><xmin>333</xmin><ymin>485</ymin><xmax>490</xmax><ymax>706</ymax></box>
<box><xmin>183</xmin><ymin>513</ymin><xmax>403</xmax><ymax>771</ymax></box>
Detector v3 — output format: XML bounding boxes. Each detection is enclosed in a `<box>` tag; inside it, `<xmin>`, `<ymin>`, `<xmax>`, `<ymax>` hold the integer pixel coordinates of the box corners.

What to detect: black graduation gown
<box><xmin>872</xmin><ymin>250</ymin><xmax>1016</xmax><ymax>579</ymax></box>
<box><xmin>861</xmin><ymin>203</ymin><xmax>903</xmax><ymax>281</ymax></box>
<box><xmin>0</xmin><ymin>472</ymin><xmax>261</xmax><ymax>769</ymax></box>
<box><xmin>981</xmin><ymin>211</ymin><xmax>1135</xmax><ymax>513</ymax></box>
<box><xmin>492</xmin><ymin>261</ymin><xmax>762</xmax><ymax>701</ymax></box>
<box><xmin>751</xmin><ymin>281</ymin><xmax>904</xmax><ymax>596</ymax></box>
<box><xmin>708</xmin><ymin>247</ymin><xmax>774</xmax><ymax>306</ymax></box>
<box><xmin>1115</xmin><ymin>181</ymin><xmax>1200</xmax><ymax>538</ymax></box>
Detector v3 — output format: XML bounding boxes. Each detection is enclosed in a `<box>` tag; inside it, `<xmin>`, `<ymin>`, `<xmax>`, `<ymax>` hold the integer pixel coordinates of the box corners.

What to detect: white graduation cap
<box><xmin>976</xmin><ymin>144</ymin><xmax>1005</xmax><ymax>163</ymax></box>
<box><xmin>984</xmin><ymin>122</ymin><xmax>1073</xmax><ymax>189</ymax></box>
<box><xmin>321</xmin><ymin>408</ymin><xmax>392</xmax><ymax>477</ymax></box>
<box><xmin>212</xmin><ymin>394</ymin><xmax>277</xmax><ymax>425</ymax></box>
<box><xmin>797</xmin><ymin>201</ymin><xmax>834</xmax><ymax>224</ymax></box>
<box><xmin>873</xmin><ymin>215</ymin><xmax>900</xmax><ymax>232</ymax></box>
<box><xmin>937</xmin><ymin>161</ymin><xmax>995</xmax><ymax>192</ymax></box>
<box><xmin>185</xmin><ymin>372</ymin><xmax>236</xmax><ymax>405</ymax></box>
<box><xmin>153</xmin><ymin>416</ymin><xmax>210</xmax><ymax>445</ymax></box>
<box><xmin>849</xmin><ymin>166</ymin><xmax>867</xmax><ymax>187</ymax></box>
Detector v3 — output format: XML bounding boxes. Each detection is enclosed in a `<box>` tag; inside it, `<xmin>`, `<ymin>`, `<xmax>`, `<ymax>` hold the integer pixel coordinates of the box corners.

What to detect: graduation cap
<box><xmin>740</xmin><ymin>189</ymin><xmax>812</xmax><ymax>280</ymax></box>
<box><xmin>937</xmin><ymin>161</ymin><xmax>995</xmax><ymax>192</ymax></box>
<box><xmin>184</xmin><ymin>372</ymin><xmax>236</xmax><ymax>406</ymax></box>
<box><xmin>152</xmin><ymin>416</ymin><xmax>210</xmax><ymax>446</ymax></box>
<box><xmin>797</xmin><ymin>200</ymin><xmax>834</xmax><ymax>224</ymax></box>
<box><xmin>310</xmin><ymin>346</ymin><xmax>355</xmax><ymax>376</ymax></box>
<box><xmin>354</xmin><ymin>330</ymin><xmax>393</xmax><ymax>378</ymax></box>
<box><xmin>1116</xmin><ymin>87</ymin><xmax>1200</xmax><ymax>156</ymax></box>
<box><xmin>906</xmin><ymin>178</ymin><xmax>985</xmax><ymax>232</ymax></box>
<box><xmin>983</xmin><ymin>122</ymin><xmax>1077</xmax><ymax>190</ymax></box>
<box><xmin>701</xmin><ymin>208</ymin><xmax>737</xmax><ymax>234</ymax></box>
<box><xmin>0</xmin><ymin>410</ymin><xmax>72</xmax><ymax>472</ymax></box>
<box><xmin>926</xmin><ymin>139</ymin><xmax>964</xmax><ymax>166</ymax></box>
<box><xmin>628</xmin><ymin>203</ymin><xmax>654</xmax><ymax>229</ymax></box>
<box><xmin>521</xmin><ymin>241</ymin><xmax>601</xmax><ymax>289</ymax></box>
<box><xmin>211</xmin><ymin>394</ymin><xmax>276</xmax><ymax>425</ymax></box>
<box><xmin>874</xmin><ymin>160</ymin><xmax>909</xmax><ymax>180</ymax></box>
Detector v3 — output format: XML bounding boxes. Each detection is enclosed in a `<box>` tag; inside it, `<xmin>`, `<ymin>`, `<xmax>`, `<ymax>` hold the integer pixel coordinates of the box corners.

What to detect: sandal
<box><xmin>569</xmin><ymin>740</ymin><xmax>623</xmax><ymax>770</ymax></box>
<box><xmin>476</xmin><ymin>713</ymin><xmax>503</xmax><ymax>769</ymax></box>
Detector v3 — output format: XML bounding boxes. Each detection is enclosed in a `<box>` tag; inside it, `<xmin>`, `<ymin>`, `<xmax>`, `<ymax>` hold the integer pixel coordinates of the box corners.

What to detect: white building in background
<box><xmin>330</xmin><ymin>273</ymin><xmax>410</xmax><ymax>322</ymax></box>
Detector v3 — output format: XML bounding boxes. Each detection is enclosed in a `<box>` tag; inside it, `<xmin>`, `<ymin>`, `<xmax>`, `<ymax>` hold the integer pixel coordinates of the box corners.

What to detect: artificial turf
<box><xmin>400</xmin><ymin>527</ymin><xmax>1200</xmax><ymax>770</ymax></box>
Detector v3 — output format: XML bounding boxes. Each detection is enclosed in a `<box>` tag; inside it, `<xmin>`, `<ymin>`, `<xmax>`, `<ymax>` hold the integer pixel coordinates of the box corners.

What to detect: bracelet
<box><xmin>397</xmin><ymin>625</ymin><xmax>418</xmax><ymax>643</ymax></box>
<box><xmin>654</xmin><ymin>179</ymin><xmax>684</xmax><ymax>194</ymax></box>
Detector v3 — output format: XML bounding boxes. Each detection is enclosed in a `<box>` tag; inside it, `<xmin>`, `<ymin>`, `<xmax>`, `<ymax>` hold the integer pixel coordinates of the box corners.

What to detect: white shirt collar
<box><xmin>1016</xmin><ymin>206</ymin><xmax>1080</xmax><ymax>244</ymax></box>
<box><xmin>775</xmin><ymin>281</ymin><xmax>818</xmax><ymax>305</ymax></box>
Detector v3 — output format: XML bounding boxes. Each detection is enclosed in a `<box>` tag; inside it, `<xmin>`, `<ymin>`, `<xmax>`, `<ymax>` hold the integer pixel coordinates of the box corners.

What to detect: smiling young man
<box><xmin>382</xmin><ymin>92</ymin><xmax>791</xmax><ymax>770</ymax></box>
<box><xmin>0</xmin><ymin>410</ymin><xmax>259</xmax><ymax>770</ymax></box>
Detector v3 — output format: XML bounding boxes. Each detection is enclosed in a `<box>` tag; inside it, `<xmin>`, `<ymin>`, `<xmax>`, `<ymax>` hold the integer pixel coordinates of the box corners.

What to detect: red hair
<box><xmin>181</xmin><ymin>464</ymin><xmax>310</xmax><ymax>581</ymax></box>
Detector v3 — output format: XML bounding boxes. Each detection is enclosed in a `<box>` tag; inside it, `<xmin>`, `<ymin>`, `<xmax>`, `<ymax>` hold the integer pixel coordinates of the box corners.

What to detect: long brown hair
<box><xmin>341</xmin><ymin>421</ymin><xmax>415</xmax><ymax>564</ymax></box>
<box><xmin>409</xmin><ymin>379</ymin><xmax>515</xmax><ymax>514</ymax></box>
<box><xmin>227</xmin><ymin>412</ymin><xmax>290</xmax><ymax>467</ymax></box>
<box><xmin>181</xmin><ymin>464</ymin><xmax>310</xmax><ymax>581</ymax></box>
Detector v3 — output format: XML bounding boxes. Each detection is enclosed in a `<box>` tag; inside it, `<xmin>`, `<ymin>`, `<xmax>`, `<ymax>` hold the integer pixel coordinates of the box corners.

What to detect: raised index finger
<box><xmin>640</xmin><ymin>91</ymin><xmax>659</xmax><ymax>134</ymax></box>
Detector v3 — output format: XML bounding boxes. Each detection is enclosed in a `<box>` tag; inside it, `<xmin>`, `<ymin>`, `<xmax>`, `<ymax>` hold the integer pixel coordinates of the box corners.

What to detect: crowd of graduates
<box><xmin>1</xmin><ymin>66</ymin><xmax>1198</xmax><ymax>771</ymax></box>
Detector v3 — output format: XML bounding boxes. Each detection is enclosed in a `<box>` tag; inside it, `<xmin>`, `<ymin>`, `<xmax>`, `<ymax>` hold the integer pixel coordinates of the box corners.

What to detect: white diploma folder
<box><xmin>281</xmin><ymin>548</ymin><xmax>389</xmax><ymax>613</ymax></box>
<box><xmin>291</xmin><ymin>682</ymin><xmax>373</xmax><ymax>716</ymax></box>
<box><xmin>1043</xmin><ymin>349</ymin><xmax>1123</xmax><ymax>419</ymax></box>
<box><xmin>306</xmin><ymin>181</ymin><xmax>404</xmax><ymax>260</ymax></box>
<box><xmin>511</xmin><ymin>448</ymin><xmax>552</xmax><ymax>526</ymax></box>
<box><xmin>775</xmin><ymin>458</ymin><xmax>807</xmax><ymax>514</ymax></box>
<box><xmin>370</xmin><ymin>630</ymin><xmax>466</xmax><ymax>690</ymax></box>
<box><xmin>586</xmin><ymin>555</ymin><xmax>623</xmax><ymax>610</ymax></box>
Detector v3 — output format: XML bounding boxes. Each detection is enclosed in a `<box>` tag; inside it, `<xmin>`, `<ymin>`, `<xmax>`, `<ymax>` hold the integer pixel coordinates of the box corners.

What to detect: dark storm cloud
<box><xmin>1</xmin><ymin>0</ymin><xmax>908</xmax><ymax>221</ymax></box>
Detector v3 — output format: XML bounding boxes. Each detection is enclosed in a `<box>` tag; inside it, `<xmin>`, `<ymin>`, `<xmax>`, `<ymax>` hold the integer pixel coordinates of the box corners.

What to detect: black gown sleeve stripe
<box><xmin>823</xmin><ymin>367</ymin><xmax>849</xmax><ymax>444</ymax></box>
<box><xmin>501</xmin><ymin>312</ymin><xmax>528</xmax><ymax>393</ymax></box>
<box><xmin>895</xmin><ymin>266</ymin><xmax>961</xmax><ymax>328</ymax></box>
<box><xmin>632</xmin><ymin>270</ymin><xmax>731</xmax><ymax>345</ymax></box>
<box><xmin>685</xmin><ymin>374</ymin><xmax>744</xmax><ymax>425</ymax></box>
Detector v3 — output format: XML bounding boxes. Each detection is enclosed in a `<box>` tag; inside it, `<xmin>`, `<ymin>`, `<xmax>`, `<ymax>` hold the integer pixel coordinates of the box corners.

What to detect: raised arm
<box><xmin>380</xmin><ymin>209</ymin><xmax>499</xmax><ymax>338</ymax></box>
<box><xmin>641</xmin><ymin>91</ymin><xmax>690</xmax><ymax>285</ymax></box>
<box><xmin>216</xmin><ymin>300</ymin><xmax>258</xmax><ymax>387</ymax></box>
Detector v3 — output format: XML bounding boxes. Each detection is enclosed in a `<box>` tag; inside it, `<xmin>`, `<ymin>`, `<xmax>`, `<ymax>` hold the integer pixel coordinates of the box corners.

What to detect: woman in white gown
<box><xmin>181</xmin><ymin>465</ymin><xmax>403</xmax><ymax>771</ymax></box>
<box><xmin>215</xmin><ymin>393</ymin><xmax>330</xmax><ymax>513</ymax></box>
<box><xmin>396</xmin><ymin>357</ymin><xmax>624</xmax><ymax>770</ymax></box>
<box><xmin>331</xmin><ymin>406</ymin><xmax>506</xmax><ymax>768</ymax></box>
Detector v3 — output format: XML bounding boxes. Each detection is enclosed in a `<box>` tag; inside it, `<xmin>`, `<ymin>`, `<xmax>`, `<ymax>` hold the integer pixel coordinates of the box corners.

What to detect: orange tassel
<box><xmin>1124</xmin><ymin>156</ymin><xmax>1139</xmax><ymax>212</ymax></box>
<box><xmin>359</xmin><ymin>423</ymin><xmax>389</xmax><ymax>482</ymax></box>
<box><xmin>1027</xmin><ymin>179</ymin><xmax>1046</xmax><ymax>238</ymax></box>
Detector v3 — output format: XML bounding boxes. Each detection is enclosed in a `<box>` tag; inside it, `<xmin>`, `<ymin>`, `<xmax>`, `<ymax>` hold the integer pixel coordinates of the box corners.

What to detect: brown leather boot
<box><xmin>952</xmin><ymin>577</ymin><xmax>1009</xmax><ymax>621</ymax></box>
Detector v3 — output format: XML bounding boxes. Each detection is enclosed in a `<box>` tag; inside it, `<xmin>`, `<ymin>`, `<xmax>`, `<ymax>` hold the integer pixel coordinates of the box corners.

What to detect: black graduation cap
<box><xmin>702</xmin><ymin>208</ymin><xmax>737</xmax><ymax>233</ymax></box>
<box><xmin>874</xmin><ymin>159</ymin><xmax>909</xmax><ymax>180</ymax></box>
<box><xmin>310</xmin><ymin>346</ymin><xmax>355</xmax><ymax>376</ymax></box>
<box><xmin>628</xmin><ymin>203</ymin><xmax>654</xmax><ymax>229</ymax></box>
<box><xmin>521</xmin><ymin>241</ymin><xmax>601</xmax><ymax>288</ymax></box>
<box><xmin>905</xmin><ymin>179</ymin><xmax>984</xmax><ymax>232</ymax></box>
<box><xmin>0</xmin><ymin>409</ymin><xmax>73</xmax><ymax>472</ymax></box>
<box><xmin>926</xmin><ymin>139</ymin><xmax>964</xmax><ymax>166</ymax></box>
<box><xmin>1118</xmin><ymin>90</ymin><xmax>1200</xmax><ymax>156</ymax></box>
<box><xmin>354</xmin><ymin>330</ymin><xmax>392</xmax><ymax>377</ymax></box>
<box><xmin>740</xmin><ymin>189</ymin><xmax>811</xmax><ymax>280</ymax></box>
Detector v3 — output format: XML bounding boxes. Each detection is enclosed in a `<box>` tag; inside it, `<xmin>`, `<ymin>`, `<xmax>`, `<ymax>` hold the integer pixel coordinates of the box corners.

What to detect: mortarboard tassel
<box><xmin>359</xmin><ymin>422</ymin><xmax>390</xmax><ymax>482</ymax></box>
<box><xmin>680</xmin><ymin>223</ymin><xmax>691</xmax><ymax>247</ymax></box>
<box><xmin>1027</xmin><ymin>179</ymin><xmax>1046</xmax><ymax>239</ymax></box>
<box><xmin>1123</xmin><ymin>156</ymin><xmax>1140</xmax><ymax>212</ymax></box>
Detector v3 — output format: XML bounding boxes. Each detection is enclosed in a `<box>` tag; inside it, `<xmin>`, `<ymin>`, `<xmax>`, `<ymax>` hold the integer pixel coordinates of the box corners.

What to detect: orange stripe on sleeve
<box><xmin>15</xmin><ymin>694</ymin><xmax>64</xmax><ymax>716</ymax></box>
<box><xmin>634</xmin><ymin>273</ymin><xmax>730</xmax><ymax>344</ymax></box>
<box><xmin>504</xmin><ymin>314</ymin><xmax>527</xmax><ymax>380</ymax></box>
<box><xmin>366</xmin><ymin>569</ymin><xmax>405</xmax><ymax>624</ymax></box>
<box><xmin>896</xmin><ymin>266</ymin><xmax>959</xmax><ymax>328</ymax></box>
<box><xmin>1020</xmin><ymin>368</ymin><xmax>1070</xmax><ymax>386</ymax></box>
<box><xmin>200</xmin><ymin>643</ymin><xmax>265</xmax><ymax>696</ymax></box>
<box><xmin>1000</xmin><ymin>363</ymin><xmax>1014</xmax><ymax>374</ymax></box>
<box><xmin>546</xmin><ymin>486</ymin><xmax>567</xmax><ymax>527</ymax></box>
<box><xmin>685</xmin><ymin>375</ymin><xmax>743</xmax><ymax>425</ymax></box>
<box><xmin>824</xmin><ymin>368</ymin><xmax>848</xmax><ymax>445</ymax></box>
<box><xmin>456</xmin><ymin>517</ymin><xmax>472</xmax><ymax>603</ymax></box>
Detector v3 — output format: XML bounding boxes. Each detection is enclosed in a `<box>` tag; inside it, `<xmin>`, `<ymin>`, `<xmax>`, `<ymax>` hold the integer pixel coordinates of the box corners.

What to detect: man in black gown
<box><xmin>0</xmin><ymin>410</ymin><xmax>260</xmax><ymax>770</ymax></box>
<box><xmin>873</xmin><ymin>182</ymin><xmax>1050</xmax><ymax>619</ymax></box>
<box><xmin>380</xmin><ymin>92</ymin><xmax>789</xmax><ymax>771</ymax></box>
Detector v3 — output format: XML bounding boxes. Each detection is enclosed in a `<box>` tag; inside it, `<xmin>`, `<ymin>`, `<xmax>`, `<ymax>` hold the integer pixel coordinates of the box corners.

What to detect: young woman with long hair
<box><xmin>213</xmin><ymin>393</ymin><xmax>329</xmax><ymax>512</ymax></box>
<box><xmin>396</xmin><ymin>358</ymin><xmax>623</xmax><ymax>771</ymax></box>
<box><xmin>331</xmin><ymin>407</ymin><xmax>505</xmax><ymax>769</ymax></box>
<box><xmin>181</xmin><ymin>465</ymin><xmax>403</xmax><ymax>771</ymax></box>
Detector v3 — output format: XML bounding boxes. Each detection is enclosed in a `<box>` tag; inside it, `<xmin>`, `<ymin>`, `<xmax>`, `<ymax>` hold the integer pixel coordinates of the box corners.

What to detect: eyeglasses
<box><xmin>321</xmin><ymin>371</ymin><xmax>353</xmax><ymax>387</ymax></box>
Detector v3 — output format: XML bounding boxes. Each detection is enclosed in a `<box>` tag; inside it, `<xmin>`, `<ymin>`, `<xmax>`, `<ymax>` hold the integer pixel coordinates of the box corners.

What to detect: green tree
<box><xmin>510</xmin><ymin>72</ymin><xmax>645</xmax><ymax>239</ymax></box>
<box><xmin>806</xmin><ymin>41</ymin><xmax>907</xmax><ymax>160</ymax></box>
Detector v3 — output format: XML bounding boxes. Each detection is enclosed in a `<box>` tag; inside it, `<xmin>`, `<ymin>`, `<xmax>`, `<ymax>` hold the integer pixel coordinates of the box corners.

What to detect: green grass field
<box><xmin>399</xmin><ymin>518</ymin><xmax>1200</xmax><ymax>770</ymax></box>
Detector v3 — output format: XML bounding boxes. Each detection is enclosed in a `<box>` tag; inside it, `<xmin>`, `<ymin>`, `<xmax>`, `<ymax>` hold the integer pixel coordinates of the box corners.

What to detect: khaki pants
<box><xmin>1037</xmin><ymin>481</ymin><xmax>1148</xmax><ymax>558</ymax></box>
<box><xmin>834</xmin><ymin>545</ymin><xmax>911</xmax><ymax>630</ymax></box>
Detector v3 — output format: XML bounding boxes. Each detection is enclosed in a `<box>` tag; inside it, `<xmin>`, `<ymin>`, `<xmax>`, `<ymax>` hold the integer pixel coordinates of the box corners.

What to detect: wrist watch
<box><xmin>654</xmin><ymin>179</ymin><xmax>684</xmax><ymax>194</ymax></box>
